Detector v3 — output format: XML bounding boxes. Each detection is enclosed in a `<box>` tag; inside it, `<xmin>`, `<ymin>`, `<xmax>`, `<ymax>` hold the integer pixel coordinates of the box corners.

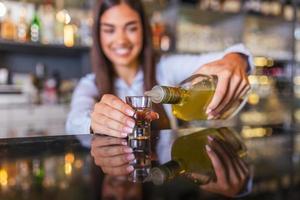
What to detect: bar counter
<box><xmin>0</xmin><ymin>126</ymin><xmax>300</xmax><ymax>200</ymax></box>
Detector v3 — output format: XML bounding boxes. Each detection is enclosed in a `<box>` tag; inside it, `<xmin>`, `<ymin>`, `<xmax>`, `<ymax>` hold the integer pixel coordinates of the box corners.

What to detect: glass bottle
<box><xmin>30</xmin><ymin>5</ymin><xmax>41</xmax><ymax>42</ymax></box>
<box><xmin>146</xmin><ymin>127</ymin><xmax>247</xmax><ymax>185</ymax></box>
<box><xmin>16</xmin><ymin>7</ymin><xmax>28</xmax><ymax>42</ymax></box>
<box><xmin>0</xmin><ymin>9</ymin><xmax>16</xmax><ymax>40</ymax></box>
<box><xmin>40</xmin><ymin>3</ymin><xmax>55</xmax><ymax>44</ymax></box>
<box><xmin>32</xmin><ymin>62</ymin><xmax>46</xmax><ymax>104</ymax></box>
<box><xmin>145</xmin><ymin>74</ymin><xmax>248</xmax><ymax>121</ymax></box>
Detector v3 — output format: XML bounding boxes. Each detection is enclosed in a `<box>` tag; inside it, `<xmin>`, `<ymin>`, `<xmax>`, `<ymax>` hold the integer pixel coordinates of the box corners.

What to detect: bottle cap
<box><xmin>145</xmin><ymin>167</ymin><xmax>166</xmax><ymax>185</ymax></box>
<box><xmin>128</xmin><ymin>168</ymin><xmax>150</xmax><ymax>183</ymax></box>
<box><xmin>144</xmin><ymin>86</ymin><xmax>165</xmax><ymax>103</ymax></box>
<box><xmin>145</xmin><ymin>86</ymin><xmax>182</xmax><ymax>104</ymax></box>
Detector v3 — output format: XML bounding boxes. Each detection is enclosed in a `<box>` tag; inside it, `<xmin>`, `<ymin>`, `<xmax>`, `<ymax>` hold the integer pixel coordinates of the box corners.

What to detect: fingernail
<box><xmin>121</xmin><ymin>133</ymin><xmax>128</xmax><ymax>138</ymax></box>
<box><xmin>127</xmin><ymin>120</ymin><xmax>135</xmax><ymax>128</ymax></box>
<box><xmin>123</xmin><ymin>127</ymin><xmax>133</xmax><ymax>133</ymax></box>
<box><xmin>126</xmin><ymin>109</ymin><xmax>135</xmax><ymax>117</ymax></box>
<box><xmin>155</xmin><ymin>113</ymin><xmax>160</xmax><ymax>119</ymax></box>
<box><xmin>207</xmin><ymin>115</ymin><xmax>214</xmax><ymax>120</ymax></box>
<box><xmin>127</xmin><ymin>154</ymin><xmax>135</xmax><ymax>161</ymax></box>
<box><xmin>122</xmin><ymin>141</ymin><xmax>127</xmax><ymax>146</ymax></box>
<box><xmin>124</xmin><ymin>148</ymin><xmax>133</xmax><ymax>153</ymax></box>
<box><xmin>205</xmin><ymin>145</ymin><xmax>212</xmax><ymax>152</ymax></box>
<box><xmin>207</xmin><ymin>135</ymin><xmax>214</xmax><ymax>142</ymax></box>
<box><xmin>127</xmin><ymin>166</ymin><xmax>134</xmax><ymax>172</ymax></box>
<box><xmin>206</xmin><ymin>108</ymin><xmax>212</xmax><ymax>114</ymax></box>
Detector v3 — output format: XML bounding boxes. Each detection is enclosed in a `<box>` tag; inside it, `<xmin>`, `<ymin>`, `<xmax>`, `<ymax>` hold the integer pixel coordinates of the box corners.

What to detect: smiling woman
<box><xmin>66</xmin><ymin>0</ymin><xmax>253</xmax><ymax>137</ymax></box>
<box><xmin>89</xmin><ymin>0</ymin><xmax>171</xmax><ymax>131</ymax></box>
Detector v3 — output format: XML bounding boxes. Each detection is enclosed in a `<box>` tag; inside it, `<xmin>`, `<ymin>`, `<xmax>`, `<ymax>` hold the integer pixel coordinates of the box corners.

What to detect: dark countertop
<box><xmin>0</xmin><ymin>126</ymin><xmax>300</xmax><ymax>200</ymax></box>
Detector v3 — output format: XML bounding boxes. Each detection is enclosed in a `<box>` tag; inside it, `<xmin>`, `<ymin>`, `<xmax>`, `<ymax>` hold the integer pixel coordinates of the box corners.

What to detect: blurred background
<box><xmin>0</xmin><ymin>0</ymin><xmax>299</xmax><ymax>138</ymax></box>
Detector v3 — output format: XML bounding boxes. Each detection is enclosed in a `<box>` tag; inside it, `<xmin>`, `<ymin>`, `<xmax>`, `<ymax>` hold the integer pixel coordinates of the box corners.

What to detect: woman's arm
<box><xmin>65</xmin><ymin>74</ymin><xmax>99</xmax><ymax>135</ymax></box>
<box><xmin>156</xmin><ymin>43</ymin><xmax>254</xmax><ymax>86</ymax></box>
<box><xmin>156</xmin><ymin>43</ymin><xmax>254</xmax><ymax>119</ymax></box>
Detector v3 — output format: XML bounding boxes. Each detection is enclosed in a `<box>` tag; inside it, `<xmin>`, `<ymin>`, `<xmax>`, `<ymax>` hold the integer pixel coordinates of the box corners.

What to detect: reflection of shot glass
<box><xmin>125</xmin><ymin>96</ymin><xmax>152</xmax><ymax>182</ymax></box>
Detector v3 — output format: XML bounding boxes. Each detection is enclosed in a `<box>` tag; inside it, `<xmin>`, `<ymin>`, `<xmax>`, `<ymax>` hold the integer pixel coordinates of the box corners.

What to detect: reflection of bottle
<box><xmin>146</xmin><ymin>74</ymin><xmax>249</xmax><ymax>121</ymax></box>
<box><xmin>30</xmin><ymin>5</ymin><xmax>41</xmax><ymax>42</ymax></box>
<box><xmin>32</xmin><ymin>159</ymin><xmax>45</xmax><ymax>189</ymax></box>
<box><xmin>147</xmin><ymin>127</ymin><xmax>247</xmax><ymax>185</ymax></box>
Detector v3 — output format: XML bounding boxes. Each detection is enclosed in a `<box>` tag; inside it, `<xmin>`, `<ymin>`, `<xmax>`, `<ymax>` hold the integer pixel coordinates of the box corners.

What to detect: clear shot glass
<box><xmin>125</xmin><ymin>96</ymin><xmax>152</xmax><ymax>140</ymax></box>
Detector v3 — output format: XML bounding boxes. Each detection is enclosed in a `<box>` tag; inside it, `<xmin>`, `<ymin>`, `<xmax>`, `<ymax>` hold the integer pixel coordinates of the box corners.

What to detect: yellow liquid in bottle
<box><xmin>172</xmin><ymin>88</ymin><xmax>215</xmax><ymax>121</ymax></box>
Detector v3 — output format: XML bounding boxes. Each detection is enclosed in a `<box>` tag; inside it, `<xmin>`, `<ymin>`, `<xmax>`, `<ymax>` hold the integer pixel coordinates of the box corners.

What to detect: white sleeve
<box><xmin>156</xmin><ymin>43</ymin><xmax>254</xmax><ymax>86</ymax></box>
<box><xmin>65</xmin><ymin>74</ymin><xmax>99</xmax><ymax>135</ymax></box>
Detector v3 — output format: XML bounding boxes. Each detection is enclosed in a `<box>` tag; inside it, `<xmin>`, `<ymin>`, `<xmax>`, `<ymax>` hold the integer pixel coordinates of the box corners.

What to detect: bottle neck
<box><xmin>159</xmin><ymin>86</ymin><xmax>184</xmax><ymax>104</ymax></box>
<box><xmin>148</xmin><ymin>160</ymin><xmax>184</xmax><ymax>185</ymax></box>
<box><xmin>145</xmin><ymin>86</ymin><xmax>184</xmax><ymax>104</ymax></box>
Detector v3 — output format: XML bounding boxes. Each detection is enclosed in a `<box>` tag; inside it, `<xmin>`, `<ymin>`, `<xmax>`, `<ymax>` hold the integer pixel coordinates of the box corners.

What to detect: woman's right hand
<box><xmin>91</xmin><ymin>94</ymin><xmax>136</xmax><ymax>138</ymax></box>
<box><xmin>91</xmin><ymin>94</ymin><xmax>158</xmax><ymax>138</ymax></box>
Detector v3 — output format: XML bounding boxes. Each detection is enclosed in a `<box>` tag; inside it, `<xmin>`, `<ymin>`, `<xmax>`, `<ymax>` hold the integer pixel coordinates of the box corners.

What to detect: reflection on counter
<box><xmin>241</xmin><ymin>127</ymin><xmax>273</xmax><ymax>139</ymax></box>
<box><xmin>1</xmin><ymin>127</ymin><xmax>300</xmax><ymax>199</ymax></box>
<box><xmin>0</xmin><ymin>152</ymin><xmax>92</xmax><ymax>199</ymax></box>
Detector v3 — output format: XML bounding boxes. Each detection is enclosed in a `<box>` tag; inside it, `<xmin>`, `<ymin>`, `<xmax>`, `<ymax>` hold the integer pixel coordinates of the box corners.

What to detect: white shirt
<box><xmin>65</xmin><ymin>44</ymin><xmax>254</xmax><ymax>135</ymax></box>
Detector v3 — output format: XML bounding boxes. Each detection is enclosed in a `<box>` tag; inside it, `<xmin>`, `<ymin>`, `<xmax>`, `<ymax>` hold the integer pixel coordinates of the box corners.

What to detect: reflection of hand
<box><xmin>194</xmin><ymin>53</ymin><xmax>250</xmax><ymax>119</ymax></box>
<box><xmin>90</xmin><ymin>135</ymin><xmax>135</xmax><ymax>175</ymax></box>
<box><xmin>91</xmin><ymin>94</ymin><xmax>159</xmax><ymax>138</ymax></box>
<box><xmin>200</xmin><ymin>136</ymin><xmax>249</xmax><ymax>197</ymax></box>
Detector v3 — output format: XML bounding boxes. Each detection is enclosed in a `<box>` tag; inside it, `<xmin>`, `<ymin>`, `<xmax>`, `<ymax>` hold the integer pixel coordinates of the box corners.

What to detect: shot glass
<box><xmin>125</xmin><ymin>96</ymin><xmax>152</xmax><ymax>140</ymax></box>
<box><xmin>126</xmin><ymin>96</ymin><xmax>152</xmax><ymax>182</ymax></box>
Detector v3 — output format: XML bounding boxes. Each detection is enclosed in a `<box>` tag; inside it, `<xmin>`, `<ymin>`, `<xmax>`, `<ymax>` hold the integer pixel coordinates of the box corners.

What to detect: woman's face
<box><xmin>100</xmin><ymin>3</ymin><xmax>143</xmax><ymax>69</ymax></box>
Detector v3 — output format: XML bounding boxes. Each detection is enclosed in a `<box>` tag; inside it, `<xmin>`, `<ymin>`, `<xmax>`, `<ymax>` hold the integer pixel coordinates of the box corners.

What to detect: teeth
<box><xmin>114</xmin><ymin>48</ymin><xmax>130</xmax><ymax>55</ymax></box>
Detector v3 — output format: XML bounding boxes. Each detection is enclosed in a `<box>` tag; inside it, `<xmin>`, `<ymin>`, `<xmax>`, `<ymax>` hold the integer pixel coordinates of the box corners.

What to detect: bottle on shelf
<box><xmin>0</xmin><ymin>9</ymin><xmax>16</xmax><ymax>40</ymax></box>
<box><xmin>79</xmin><ymin>15</ymin><xmax>93</xmax><ymax>46</ymax></box>
<box><xmin>42</xmin><ymin>71</ymin><xmax>61</xmax><ymax>104</ymax></box>
<box><xmin>30</xmin><ymin>5</ymin><xmax>41</xmax><ymax>43</ymax></box>
<box><xmin>32</xmin><ymin>62</ymin><xmax>46</xmax><ymax>104</ymax></box>
<box><xmin>145</xmin><ymin>74</ymin><xmax>249</xmax><ymax>121</ymax></box>
<box><xmin>146</xmin><ymin>127</ymin><xmax>247</xmax><ymax>185</ymax></box>
<box><xmin>40</xmin><ymin>3</ymin><xmax>55</xmax><ymax>44</ymax></box>
<box><xmin>150</xmin><ymin>11</ymin><xmax>166</xmax><ymax>51</ymax></box>
<box><xmin>63</xmin><ymin>23</ymin><xmax>75</xmax><ymax>47</ymax></box>
<box><xmin>16</xmin><ymin>7</ymin><xmax>28</xmax><ymax>42</ymax></box>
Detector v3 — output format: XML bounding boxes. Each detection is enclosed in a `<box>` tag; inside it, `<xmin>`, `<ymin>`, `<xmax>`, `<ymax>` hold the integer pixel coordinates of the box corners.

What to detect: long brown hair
<box><xmin>91</xmin><ymin>0</ymin><xmax>170</xmax><ymax>130</ymax></box>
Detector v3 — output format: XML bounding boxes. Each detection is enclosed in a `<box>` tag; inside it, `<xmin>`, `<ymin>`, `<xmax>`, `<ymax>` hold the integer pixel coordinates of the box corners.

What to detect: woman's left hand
<box><xmin>194</xmin><ymin>53</ymin><xmax>251</xmax><ymax>119</ymax></box>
